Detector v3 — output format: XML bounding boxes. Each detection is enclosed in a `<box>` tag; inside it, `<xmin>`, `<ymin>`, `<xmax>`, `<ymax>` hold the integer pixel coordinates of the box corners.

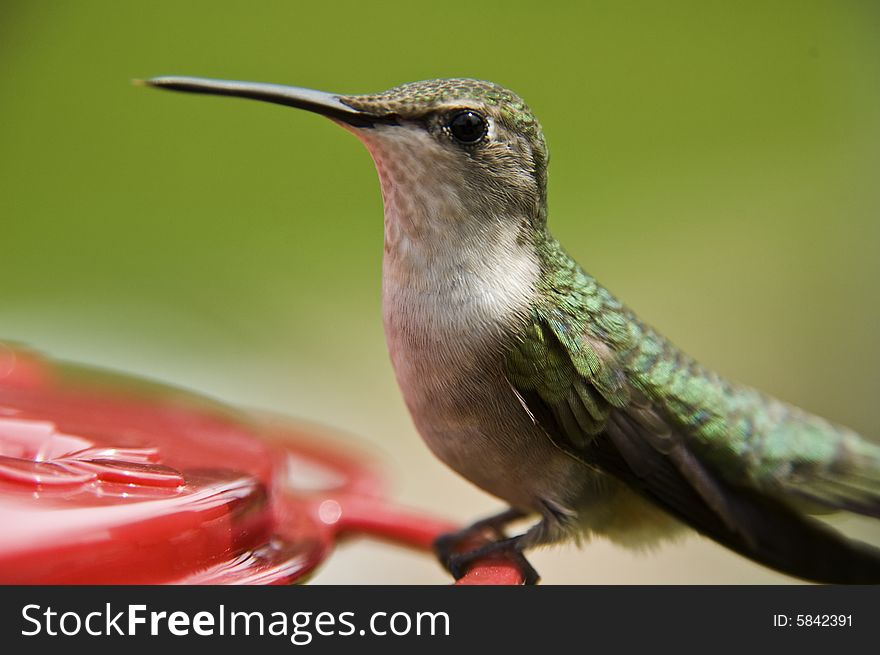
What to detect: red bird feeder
<box><xmin>0</xmin><ymin>344</ymin><xmax>525</xmax><ymax>584</ymax></box>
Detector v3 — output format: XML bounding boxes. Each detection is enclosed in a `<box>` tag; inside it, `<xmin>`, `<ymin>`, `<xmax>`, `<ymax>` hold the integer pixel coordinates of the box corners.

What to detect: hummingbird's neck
<box><xmin>348</xmin><ymin>122</ymin><xmax>545</xmax><ymax>346</ymax></box>
<box><xmin>354</xmin><ymin>123</ymin><xmax>544</xmax><ymax>264</ymax></box>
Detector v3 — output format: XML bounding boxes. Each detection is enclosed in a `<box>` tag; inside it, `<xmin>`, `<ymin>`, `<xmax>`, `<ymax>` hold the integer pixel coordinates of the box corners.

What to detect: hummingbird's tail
<box><xmin>699</xmin><ymin>404</ymin><xmax>880</xmax><ymax>580</ymax></box>
<box><xmin>588</xmin><ymin>411</ymin><xmax>880</xmax><ymax>583</ymax></box>
<box><xmin>631</xmin><ymin>459</ymin><xmax>880</xmax><ymax>583</ymax></box>
<box><xmin>788</xmin><ymin>431</ymin><xmax>880</xmax><ymax>520</ymax></box>
<box><xmin>715</xmin><ymin>492</ymin><xmax>880</xmax><ymax>584</ymax></box>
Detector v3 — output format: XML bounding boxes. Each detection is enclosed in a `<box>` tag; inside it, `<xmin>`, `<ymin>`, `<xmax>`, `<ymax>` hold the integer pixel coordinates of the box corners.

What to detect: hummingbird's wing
<box><xmin>505</xmin><ymin>246</ymin><xmax>880</xmax><ymax>582</ymax></box>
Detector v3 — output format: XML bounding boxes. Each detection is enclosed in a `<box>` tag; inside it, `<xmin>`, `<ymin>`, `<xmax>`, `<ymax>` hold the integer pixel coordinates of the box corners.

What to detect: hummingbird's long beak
<box><xmin>141</xmin><ymin>76</ymin><xmax>387</xmax><ymax>128</ymax></box>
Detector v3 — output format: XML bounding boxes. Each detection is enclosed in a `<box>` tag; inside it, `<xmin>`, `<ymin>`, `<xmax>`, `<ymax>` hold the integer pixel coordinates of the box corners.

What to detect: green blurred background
<box><xmin>2</xmin><ymin>1</ymin><xmax>878</xmax><ymax>583</ymax></box>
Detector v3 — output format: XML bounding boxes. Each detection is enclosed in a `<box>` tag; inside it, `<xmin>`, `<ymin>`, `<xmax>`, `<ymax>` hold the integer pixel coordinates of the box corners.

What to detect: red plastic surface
<box><xmin>0</xmin><ymin>344</ymin><xmax>525</xmax><ymax>584</ymax></box>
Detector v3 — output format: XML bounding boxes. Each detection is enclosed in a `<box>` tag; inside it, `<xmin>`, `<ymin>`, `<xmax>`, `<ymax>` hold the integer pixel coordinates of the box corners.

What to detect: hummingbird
<box><xmin>143</xmin><ymin>75</ymin><xmax>880</xmax><ymax>584</ymax></box>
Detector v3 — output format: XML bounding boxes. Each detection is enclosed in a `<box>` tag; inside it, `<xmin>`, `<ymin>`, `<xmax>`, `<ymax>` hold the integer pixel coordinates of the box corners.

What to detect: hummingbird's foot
<box><xmin>443</xmin><ymin>536</ymin><xmax>540</xmax><ymax>585</ymax></box>
<box><xmin>433</xmin><ymin>507</ymin><xmax>528</xmax><ymax>568</ymax></box>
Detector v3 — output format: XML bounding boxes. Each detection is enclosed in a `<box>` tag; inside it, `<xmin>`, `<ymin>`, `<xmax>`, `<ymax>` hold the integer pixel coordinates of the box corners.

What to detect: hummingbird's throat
<box><xmin>347</xmin><ymin>122</ymin><xmax>542</xmax><ymax>324</ymax></box>
<box><xmin>349</xmin><ymin>124</ymin><xmax>468</xmax><ymax>248</ymax></box>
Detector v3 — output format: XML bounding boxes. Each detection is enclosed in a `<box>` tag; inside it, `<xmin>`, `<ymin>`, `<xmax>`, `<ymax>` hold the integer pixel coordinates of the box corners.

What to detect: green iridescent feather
<box><xmin>506</xmin><ymin>234</ymin><xmax>880</xmax><ymax>517</ymax></box>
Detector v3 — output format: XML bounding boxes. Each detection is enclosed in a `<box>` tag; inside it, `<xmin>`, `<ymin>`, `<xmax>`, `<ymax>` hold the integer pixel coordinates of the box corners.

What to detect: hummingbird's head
<box><xmin>337</xmin><ymin>79</ymin><xmax>549</xmax><ymax>228</ymax></box>
<box><xmin>143</xmin><ymin>77</ymin><xmax>549</xmax><ymax>241</ymax></box>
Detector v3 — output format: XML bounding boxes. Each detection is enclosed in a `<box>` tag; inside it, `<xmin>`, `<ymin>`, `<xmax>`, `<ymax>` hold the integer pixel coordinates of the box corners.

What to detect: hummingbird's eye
<box><xmin>448</xmin><ymin>110</ymin><xmax>487</xmax><ymax>144</ymax></box>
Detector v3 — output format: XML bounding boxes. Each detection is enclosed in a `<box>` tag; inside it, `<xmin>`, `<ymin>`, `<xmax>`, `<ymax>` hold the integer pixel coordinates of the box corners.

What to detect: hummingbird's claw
<box><xmin>444</xmin><ymin>551</ymin><xmax>470</xmax><ymax>581</ymax></box>
<box><xmin>433</xmin><ymin>507</ymin><xmax>529</xmax><ymax>563</ymax></box>
<box><xmin>433</xmin><ymin>531</ymin><xmax>465</xmax><ymax>570</ymax></box>
<box><xmin>436</xmin><ymin>535</ymin><xmax>541</xmax><ymax>585</ymax></box>
<box><xmin>512</xmin><ymin>554</ymin><xmax>541</xmax><ymax>586</ymax></box>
